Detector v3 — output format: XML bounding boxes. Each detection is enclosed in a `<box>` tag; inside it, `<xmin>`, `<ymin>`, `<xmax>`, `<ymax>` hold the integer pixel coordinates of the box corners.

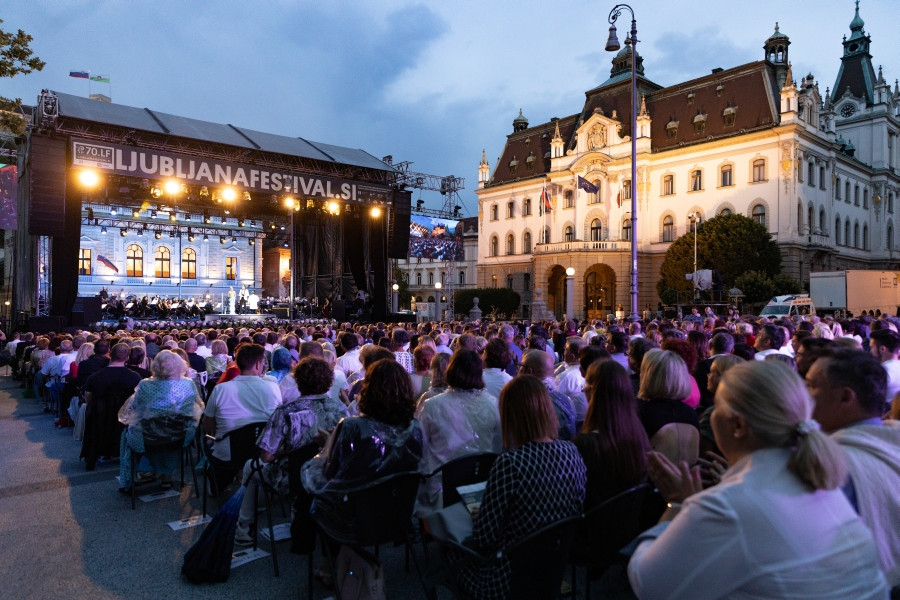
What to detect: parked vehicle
<box><xmin>759</xmin><ymin>294</ymin><xmax>816</xmax><ymax>319</ymax></box>
<box><xmin>809</xmin><ymin>270</ymin><xmax>900</xmax><ymax>317</ymax></box>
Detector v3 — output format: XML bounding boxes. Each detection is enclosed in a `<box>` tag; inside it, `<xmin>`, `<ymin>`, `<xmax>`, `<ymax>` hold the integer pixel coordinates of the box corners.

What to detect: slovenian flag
<box><xmin>90</xmin><ymin>75</ymin><xmax>110</xmax><ymax>83</ymax></box>
<box><xmin>96</xmin><ymin>254</ymin><xmax>118</xmax><ymax>273</ymax></box>
<box><xmin>541</xmin><ymin>185</ymin><xmax>552</xmax><ymax>213</ymax></box>
<box><xmin>69</xmin><ymin>71</ymin><xmax>90</xmax><ymax>79</ymax></box>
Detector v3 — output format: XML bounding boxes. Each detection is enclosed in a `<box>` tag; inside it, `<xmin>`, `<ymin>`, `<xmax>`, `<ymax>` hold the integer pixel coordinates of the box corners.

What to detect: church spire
<box><xmin>832</xmin><ymin>1</ymin><xmax>877</xmax><ymax>105</ymax></box>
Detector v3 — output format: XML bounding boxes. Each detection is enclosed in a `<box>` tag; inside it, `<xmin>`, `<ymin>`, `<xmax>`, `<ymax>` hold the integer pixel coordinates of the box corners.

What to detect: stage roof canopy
<box><xmin>52</xmin><ymin>91</ymin><xmax>393</xmax><ymax>172</ymax></box>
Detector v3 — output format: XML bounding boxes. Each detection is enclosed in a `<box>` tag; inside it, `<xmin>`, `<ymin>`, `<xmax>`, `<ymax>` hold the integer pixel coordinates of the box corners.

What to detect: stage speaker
<box><xmin>70</xmin><ymin>311</ymin><xmax>85</xmax><ymax>326</ymax></box>
<box><xmin>28</xmin><ymin>135</ymin><xmax>68</xmax><ymax>237</ymax></box>
<box><xmin>81</xmin><ymin>297</ymin><xmax>102</xmax><ymax>323</ymax></box>
<box><xmin>272</xmin><ymin>307</ymin><xmax>290</xmax><ymax>319</ymax></box>
<box><xmin>28</xmin><ymin>316</ymin><xmax>67</xmax><ymax>334</ymax></box>
<box><xmin>332</xmin><ymin>300</ymin><xmax>346</xmax><ymax>321</ymax></box>
<box><xmin>388</xmin><ymin>188</ymin><xmax>411</xmax><ymax>259</ymax></box>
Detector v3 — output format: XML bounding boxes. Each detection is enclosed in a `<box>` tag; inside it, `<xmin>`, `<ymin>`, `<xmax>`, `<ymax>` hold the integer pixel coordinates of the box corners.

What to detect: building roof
<box><xmin>52</xmin><ymin>91</ymin><xmax>393</xmax><ymax>172</ymax></box>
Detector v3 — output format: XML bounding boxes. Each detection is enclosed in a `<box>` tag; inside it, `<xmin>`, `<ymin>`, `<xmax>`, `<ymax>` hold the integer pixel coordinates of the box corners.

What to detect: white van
<box><xmin>759</xmin><ymin>294</ymin><xmax>816</xmax><ymax>319</ymax></box>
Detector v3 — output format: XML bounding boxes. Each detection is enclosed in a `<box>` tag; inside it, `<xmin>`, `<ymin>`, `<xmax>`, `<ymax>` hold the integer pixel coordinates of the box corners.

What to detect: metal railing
<box><xmin>534</xmin><ymin>240</ymin><xmax>630</xmax><ymax>254</ymax></box>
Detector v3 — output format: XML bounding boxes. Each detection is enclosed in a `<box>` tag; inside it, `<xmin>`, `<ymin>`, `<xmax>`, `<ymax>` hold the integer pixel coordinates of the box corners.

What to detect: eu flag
<box><xmin>577</xmin><ymin>176</ymin><xmax>599</xmax><ymax>194</ymax></box>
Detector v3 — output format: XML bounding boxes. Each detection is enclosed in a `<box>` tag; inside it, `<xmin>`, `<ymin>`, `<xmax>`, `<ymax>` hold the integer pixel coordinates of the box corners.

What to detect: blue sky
<box><xmin>4</xmin><ymin>1</ymin><xmax>898</xmax><ymax>215</ymax></box>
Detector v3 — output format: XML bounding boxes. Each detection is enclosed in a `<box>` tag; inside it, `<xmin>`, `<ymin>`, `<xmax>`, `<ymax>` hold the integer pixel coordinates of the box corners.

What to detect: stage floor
<box><xmin>203</xmin><ymin>313</ymin><xmax>276</xmax><ymax>323</ymax></box>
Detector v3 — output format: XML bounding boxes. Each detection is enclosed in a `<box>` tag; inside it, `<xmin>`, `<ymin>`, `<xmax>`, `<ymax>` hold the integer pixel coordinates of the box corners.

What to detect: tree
<box><xmin>391</xmin><ymin>263</ymin><xmax>411</xmax><ymax>309</ymax></box>
<box><xmin>734</xmin><ymin>270</ymin><xmax>777</xmax><ymax>305</ymax></box>
<box><xmin>0</xmin><ymin>20</ymin><xmax>45</xmax><ymax>135</ymax></box>
<box><xmin>657</xmin><ymin>213</ymin><xmax>782</xmax><ymax>298</ymax></box>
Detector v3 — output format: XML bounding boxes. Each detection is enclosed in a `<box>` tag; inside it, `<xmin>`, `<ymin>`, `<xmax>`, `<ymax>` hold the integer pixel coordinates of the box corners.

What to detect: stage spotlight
<box><xmin>327</xmin><ymin>201</ymin><xmax>340</xmax><ymax>215</ymax></box>
<box><xmin>187</xmin><ymin>228</ymin><xmax>194</xmax><ymax>242</ymax></box>
<box><xmin>132</xmin><ymin>208</ymin><xmax>141</xmax><ymax>218</ymax></box>
<box><xmin>110</xmin><ymin>207</ymin><xmax>118</xmax><ymax>216</ymax></box>
<box><xmin>150</xmin><ymin>186</ymin><xmax>163</xmax><ymax>199</ymax></box>
<box><xmin>199</xmin><ymin>186</ymin><xmax>209</xmax><ymax>198</ymax></box>
<box><xmin>170</xmin><ymin>213</ymin><xmax>177</xmax><ymax>222</ymax></box>
<box><xmin>370</xmin><ymin>206</ymin><xmax>382</xmax><ymax>218</ymax></box>
<box><xmin>170</xmin><ymin>230</ymin><xmax>176</xmax><ymax>238</ymax></box>
<box><xmin>163</xmin><ymin>179</ymin><xmax>181</xmax><ymax>196</ymax></box>
<box><xmin>78</xmin><ymin>169</ymin><xmax>100</xmax><ymax>188</ymax></box>
<box><xmin>238</xmin><ymin>218</ymin><xmax>245</xmax><ymax>227</ymax></box>
<box><xmin>284</xmin><ymin>197</ymin><xmax>296</xmax><ymax>210</ymax></box>
<box><xmin>279</xmin><ymin>224</ymin><xmax>285</xmax><ymax>231</ymax></box>
<box><xmin>155</xmin><ymin>230</ymin><xmax>163</xmax><ymax>239</ymax></box>
<box><xmin>416</xmin><ymin>199</ymin><xmax>424</xmax><ymax>209</ymax></box>
<box><xmin>203</xmin><ymin>211</ymin><xmax>211</xmax><ymax>224</ymax></box>
<box><xmin>120</xmin><ymin>228</ymin><xmax>127</xmax><ymax>237</ymax></box>
<box><xmin>203</xmin><ymin>234</ymin><xmax>209</xmax><ymax>242</ymax></box>
<box><xmin>138</xmin><ymin>228</ymin><xmax>145</xmax><ymax>236</ymax></box>
<box><xmin>219</xmin><ymin>236</ymin><xmax>226</xmax><ymax>244</ymax></box>
<box><xmin>282</xmin><ymin>241</ymin><xmax>289</xmax><ymax>248</ymax></box>
<box><xmin>232</xmin><ymin>236</ymin><xmax>237</xmax><ymax>243</ymax></box>
<box><xmin>248</xmin><ymin>238</ymin><xmax>255</xmax><ymax>246</ymax></box>
<box><xmin>86</xmin><ymin>207</ymin><xmax>94</xmax><ymax>220</ymax></box>
<box><xmin>306</xmin><ymin>199</ymin><xmax>315</xmax><ymax>209</ymax></box>
<box><xmin>221</xmin><ymin>187</ymin><xmax>237</xmax><ymax>202</ymax></box>
<box><xmin>212</xmin><ymin>191</ymin><xmax>221</xmax><ymax>203</ymax></box>
<box><xmin>100</xmin><ymin>226</ymin><xmax>107</xmax><ymax>234</ymax></box>
<box><xmin>242</xmin><ymin>191</ymin><xmax>251</xmax><ymax>202</ymax></box>
<box><xmin>221</xmin><ymin>216</ymin><xmax>227</xmax><ymax>223</ymax></box>
<box><xmin>184</xmin><ymin>214</ymin><xmax>191</xmax><ymax>221</ymax></box>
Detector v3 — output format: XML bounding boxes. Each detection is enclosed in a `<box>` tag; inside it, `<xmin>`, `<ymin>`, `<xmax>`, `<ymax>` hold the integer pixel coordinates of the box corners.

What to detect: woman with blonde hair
<box><xmin>637</xmin><ymin>349</ymin><xmax>699</xmax><ymax>439</ymax></box>
<box><xmin>628</xmin><ymin>361</ymin><xmax>887</xmax><ymax>599</ymax></box>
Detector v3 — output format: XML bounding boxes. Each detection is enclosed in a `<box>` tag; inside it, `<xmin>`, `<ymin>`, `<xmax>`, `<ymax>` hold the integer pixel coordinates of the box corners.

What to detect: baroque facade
<box><xmin>476</xmin><ymin>7</ymin><xmax>900</xmax><ymax>321</ymax></box>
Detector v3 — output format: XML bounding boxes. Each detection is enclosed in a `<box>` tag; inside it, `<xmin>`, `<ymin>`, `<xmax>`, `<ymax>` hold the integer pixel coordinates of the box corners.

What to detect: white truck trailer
<box><xmin>809</xmin><ymin>270</ymin><xmax>900</xmax><ymax>317</ymax></box>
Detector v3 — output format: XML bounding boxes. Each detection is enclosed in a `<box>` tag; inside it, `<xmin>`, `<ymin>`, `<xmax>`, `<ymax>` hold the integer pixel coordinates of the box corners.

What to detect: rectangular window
<box><xmin>808</xmin><ymin>162</ymin><xmax>815</xmax><ymax>186</ymax></box>
<box><xmin>663</xmin><ymin>175</ymin><xmax>674</xmax><ymax>196</ymax></box>
<box><xmin>752</xmin><ymin>160</ymin><xmax>765</xmax><ymax>182</ymax></box>
<box><xmin>691</xmin><ymin>170</ymin><xmax>702</xmax><ymax>191</ymax></box>
<box><xmin>524</xmin><ymin>274</ymin><xmax>531</xmax><ymax>292</ymax></box>
<box><xmin>225</xmin><ymin>257</ymin><xmax>237</xmax><ymax>280</ymax></box>
<box><xmin>506</xmin><ymin>275</ymin><xmax>513</xmax><ymax>289</ymax></box>
<box><xmin>78</xmin><ymin>249</ymin><xmax>91</xmax><ymax>275</ymax></box>
<box><xmin>720</xmin><ymin>166</ymin><xmax>733</xmax><ymax>187</ymax></box>
<box><xmin>459</xmin><ymin>271</ymin><xmax>466</xmax><ymax>286</ymax></box>
<box><xmin>623</xmin><ymin>180</ymin><xmax>632</xmax><ymax>200</ymax></box>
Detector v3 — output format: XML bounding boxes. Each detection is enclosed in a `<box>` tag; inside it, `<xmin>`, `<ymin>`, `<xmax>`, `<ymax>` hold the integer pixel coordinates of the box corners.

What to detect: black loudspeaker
<box><xmin>70</xmin><ymin>311</ymin><xmax>85</xmax><ymax>326</ymax></box>
<box><xmin>332</xmin><ymin>300</ymin><xmax>346</xmax><ymax>321</ymax></box>
<box><xmin>28</xmin><ymin>316</ymin><xmax>67</xmax><ymax>334</ymax></box>
<box><xmin>28</xmin><ymin>135</ymin><xmax>68</xmax><ymax>237</ymax></box>
<box><xmin>388</xmin><ymin>188</ymin><xmax>411</xmax><ymax>259</ymax></box>
<box><xmin>81</xmin><ymin>297</ymin><xmax>102</xmax><ymax>323</ymax></box>
<box><xmin>272</xmin><ymin>307</ymin><xmax>290</xmax><ymax>319</ymax></box>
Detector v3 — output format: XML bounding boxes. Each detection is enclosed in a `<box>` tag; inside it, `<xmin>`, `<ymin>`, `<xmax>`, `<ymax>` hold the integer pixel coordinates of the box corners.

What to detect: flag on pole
<box><xmin>541</xmin><ymin>186</ymin><xmax>552</xmax><ymax>213</ymax></box>
<box><xmin>90</xmin><ymin>75</ymin><xmax>110</xmax><ymax>83</ymax></box>
<box><xmin>96</xmin><ymin>254</ymin><xmax>119</xmax><ymax>273</ymax></box>
<box><xmin>616</xmin><ymin>190</ymin><xmax>622</xmax><ymax>208</ymax></box>
<box><xmin>69</xmin><ymin>71</ymin><xmax>90</xmax><ymax>79</ymax></box>
<box><xmin>577</xmin><ymin>176</ymin><xmax>599</xmax><ymax>194</ymax></box>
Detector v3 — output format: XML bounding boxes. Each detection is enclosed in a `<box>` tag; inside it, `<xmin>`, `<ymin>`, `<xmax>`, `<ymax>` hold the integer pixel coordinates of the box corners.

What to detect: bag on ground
<box><xmin>181</xmin><ymin>485</ymin><xmax>246</xmax><ymax>583</ymax></box>
<box><xmin>336</xmin><ymin>544</ymin><xmax>386</xmax><ymax>600</ymax></box>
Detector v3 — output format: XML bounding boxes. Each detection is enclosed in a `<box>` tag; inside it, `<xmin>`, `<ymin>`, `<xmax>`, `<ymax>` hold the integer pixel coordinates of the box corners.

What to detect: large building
<box><xmin>476</xmin><ymin>7</ymin><xmax>900</xmax><ymax>321</ymax></box>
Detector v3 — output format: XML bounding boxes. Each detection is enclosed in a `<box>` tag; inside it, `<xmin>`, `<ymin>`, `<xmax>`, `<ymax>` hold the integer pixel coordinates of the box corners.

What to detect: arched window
<box><xmin>506</xmin><ymin>233</ymin><xmax>515</xmax><ymax>255</ymax></box>
<box><xmin>854</xmin><ymin>185</ymin><xmax>860</xmax><ymax>206</ymax></box>
<box><xmin>845</xmin><ymin>181</ymin><xmax>851</xmax><ymax>203</ymax></box>
<box><xmin>523</xmin><ymin>198</ymin><xmax>532</xmax><ymax>216</ymax></box>
<box><xmin>459</xmin><ymin>271</ymin><xmax>466</xmax><ymax>286</ymax></box>
<box><xmin>507</xmin><ymin>201</ymin><xmax>515</xmax><ymax>218</ymax></box>
<box><xmin>888</xmin><ymin>224</ymin><xmax>894</xmax><ymax>250</ymax></box>
<box><xmin>819</xmin><ymin>209</ymin><xmax>826</xmax><ymax>235</ymax></box>
<box><xmin>181</xmin><ymin>248</ymin><xmax>196</xmax><ymax>279</ymax></box>
<box><xmin>854</xmin><ymin>223</ymin><xmax>860</xmax><ymax>248</ymax></box>
<box><xmin>863</xmin><ymin>224</ymin><xmax>868</xmax><ymax>250</ymax></box>
<box><xmin>564</xmin><ymin>190</ymin><xmax>574</xmax><ymax>208</ymax></box>
<box><xmin>863</xmin><ymin>189</ymin><xmax>869</xmax><ymax>209</ymax></box>
<box><xmin>564</xmin><ymin>225</ymin><xmax>574</xmax><ymax>241</ymax></box>
<box><xmin>807</xmin><ymin>206</ymin><xmax>814</xmax><ymax>233</ymax></box>
<box><xmin>845</xmin><ymin>219</ymin><xmax>851</xmax><ymax>246</ymax></box>
<box><xmin>523</xmin><ymin>231</ymin><xmax>532</xmax><ymax>254</ymax></box>
<box><xmin>807</xmin><ymin>162</ymin><xmax>815</xmax><ymax>186</ymax></box>
<box><xmin>751</xmin><ymin>204</ymin><xmax>766</xmax><ymax>227</ymax></box>
<box><xmin>489</xmin><ymin>235</ymin><xmax>498</xmax><ymax>257</ymax></box>
<box><xmin>428</xmin><ymin>272</ymin><xmax>434</xmax><ymax>286</ymax></box>
<box><xmin>835</xmin><ymin>177</ymin><xmax>841</xmax><ymax>199</ymax></box>
<box><xmin>691</xmin><ymin>169</ymin><xmax>702</xmax><ymax>191</ymax></box>
<box><xmin>590</xmin><ymin>219</ymin><xmax>602</xmax><ymax>241</ymax></box>
<box><xmin>663</xmin><ymin>174</ymin><xmax>674</xmax><ymax>195</ymax></box>
<box><xmin>720</xmin><ymin>165</ymin><xmax>733</xmax><ymax>187</ymax></box>
<box><xmin>752</xmin><ymin>159</ymin><xmax>766</xmax><ymax>182</ymax></box>
<box><xmin>416</xmin><ymin>273</ymin><xmax>422</xmax><ymax>285</ymax></box>
<box><xmin>797</xmin><ymin>202</ymin><xmax>803</xmax><ymax>231</ymax></box>
<box><xmin>662</xmin><ymin>216</ymin><xmax>674</xmax><ymax>242</ymax></box>
<box><xmin>155</xmin><ymin>247</ymin><xmax>171</xmax><ymax>278</ymax></box>
<box><xmin>542</xmin><ymin>227</ymin><xmax>551</xmax><ymax>244</ymax></box>
<box><xmin>590</xmin><ymin>182</ymin><xmax>602</xmax><ymax>204</ymax></box>
<box><xmin>126</xmin><ymin>244</ymin><xmax>143</xmax><ymax>277</ymax></box>
<box><xmin>622</xmin><ymin>219</ymin><xmax>632</xmax><ymax>241</ymax></box>
<box><xmin>835</xmin><ymin>217</ymin><xmax>842</xmax><ymax>245</ymax></box>
<box><xmin>490</xmin><ymin>204</ymin><xmax>498</xmax><ymax>220</ymax></box>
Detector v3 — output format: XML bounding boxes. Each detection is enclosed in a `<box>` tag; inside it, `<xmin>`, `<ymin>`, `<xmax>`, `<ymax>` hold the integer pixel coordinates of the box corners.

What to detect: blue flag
<box><xmin>578</xmin><ymin>176</ymin><xmax>599</xmax><ymax>194</ymax></box>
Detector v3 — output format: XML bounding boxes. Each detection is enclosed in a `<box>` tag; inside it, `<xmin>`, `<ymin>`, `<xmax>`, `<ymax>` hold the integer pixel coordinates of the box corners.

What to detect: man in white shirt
<box><xmin>334</xmin><ymin>331</ymin><xmax>362</xmax><ymax>378</ymax></box>
<box><xmin>204</xmin><ymin>344</ymin><xmax>280</xmax><ymax>464</ymax></box>
<box><xmin>868</xmin><ymin>329</ymin><xmax>900</xmax><ymax>411</ymax></box>
<box><xmin>42</xmin><ymin>339</ymin><xmax>77</xmax><ymax>414</ymax></box>
<box><xmin>555</xmin><ymin>336</ymin><xmax>587</xmax><ymax>427</ymax></box>
<box><xmin>194</xmin><ymin>332</ymin><xmax>211</xmax><ymax>358</ymax></box>
<box><xmin>481</xmin><ymin>338</ymin><xmax>513</xmax><ymax>399</ymax></box>
<box><xmin>753</xmin><ymin>324</ymin><xmax>784</xmax><ymax>361</ymax></box>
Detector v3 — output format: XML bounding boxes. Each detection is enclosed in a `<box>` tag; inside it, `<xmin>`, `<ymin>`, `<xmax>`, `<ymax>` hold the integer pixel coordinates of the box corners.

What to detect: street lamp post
<box><xmin>391</xmin><ymin>282</ymin><xmax>399</xmax><ymax>314</ymax></box>
<box><xmin>565</xmin><ymin>267</ymin><xmax>575</xmax><ymax>321</ymax></box>
<box><xmin>605</xmin><ymin>3</ymin><xmax>639</xmax><ymax>321</ymax></box>
<box><xmin>689</xmin><ymin>212</ymin><xmax>700</xmax><ymax>301</ymax></box>
<box><xmin>434</xmin><ymin>281</ymin><xmax>442</xmax><ymax>322</ymax></box>
<box><xmin>285</xmin><ymin>197</ymin><xmax>297</xmax><ymax>320</ymax></box>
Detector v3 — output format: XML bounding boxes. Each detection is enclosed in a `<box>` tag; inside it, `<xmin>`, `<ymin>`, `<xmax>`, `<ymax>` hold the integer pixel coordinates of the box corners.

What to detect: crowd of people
<box><xmin>2</xmin><ymin>307</ymin><xmax>898</xmax><ymax>598</ymax></box>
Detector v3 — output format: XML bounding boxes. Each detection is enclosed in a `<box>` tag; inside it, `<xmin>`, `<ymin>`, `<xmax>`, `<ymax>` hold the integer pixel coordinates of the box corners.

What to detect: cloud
<box><xmin>648</xmin><ymin>28</ymin><xmax>755</xmax><ymax>86</ymax></box>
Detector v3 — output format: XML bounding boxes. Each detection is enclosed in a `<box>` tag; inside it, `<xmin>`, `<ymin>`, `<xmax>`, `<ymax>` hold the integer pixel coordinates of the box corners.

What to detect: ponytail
<box><xmin>787</xmin><ymin>422</ymin><xmax>847</xmax><ymax>491</ymax></box>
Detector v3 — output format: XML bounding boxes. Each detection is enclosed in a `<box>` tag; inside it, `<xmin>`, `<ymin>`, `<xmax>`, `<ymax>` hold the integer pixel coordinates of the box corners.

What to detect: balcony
<box><xmin>534</xmin><ymin>240</ymin><xmax>630</xmax><ymax>254</ymax></box>
<box><xmin>807</xmin><ymin>233</ymin><xmax>830</xmax><ymax>248</ymax></box>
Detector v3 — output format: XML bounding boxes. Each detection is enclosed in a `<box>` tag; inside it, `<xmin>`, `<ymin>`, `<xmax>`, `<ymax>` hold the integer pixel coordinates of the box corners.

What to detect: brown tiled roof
<box><xmin>487</xmin><ymin>60</ymin><xmax>781</xmax><ymax>187</ymax></box>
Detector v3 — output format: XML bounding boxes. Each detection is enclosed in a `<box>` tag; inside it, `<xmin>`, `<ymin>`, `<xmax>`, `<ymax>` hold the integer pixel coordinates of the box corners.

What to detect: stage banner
<box><xmin>69</xmin><ymin>138</ymin><xmax>391</xmax><ymax>202</ymax></box>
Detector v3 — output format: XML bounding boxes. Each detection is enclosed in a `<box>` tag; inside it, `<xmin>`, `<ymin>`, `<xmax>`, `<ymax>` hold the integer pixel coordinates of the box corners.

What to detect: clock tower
<box><xmin>832</xmin><ymin>0</ymin><xmax>877</xmax><ymax>109</ymax></box>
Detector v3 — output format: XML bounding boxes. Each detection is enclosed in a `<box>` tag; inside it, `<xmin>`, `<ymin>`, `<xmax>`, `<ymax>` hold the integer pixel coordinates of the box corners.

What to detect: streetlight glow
<box><xmin>77</xmin><ymin>169</ymin><xmax>100</xmax><ymax>188</ymax></box>
<box><xmin>370</xmin><ymin>206</ymin><xmax>382</xmax><ymax>218</ymax></box>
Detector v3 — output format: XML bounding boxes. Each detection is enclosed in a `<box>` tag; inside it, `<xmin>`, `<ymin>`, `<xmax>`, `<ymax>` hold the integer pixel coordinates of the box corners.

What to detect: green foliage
<box><xmin>455</xmin><ymin>288</ymin><xmax>521</xmax><ymax>319</ymax></box>
<box><xmin>772</xmin><ymin>272</ymin><xmax>803</xmax><ymax>295</ymax></box>
<box><xmin>734</xmin><ymin>270</ymin><xmax>777</xmax><ymax>305</ymax></box>
<box><xmin>391</xmin><ymin>264</ymin><xmax>411</xmax><ymax>308</ymax></box>
<box><xmin>657</xmin><ymin>213</ymin><xmax>782</xmax><ymax>296</ymax></box>
<box><xmin>0</xmin><ymin>20</ymin><xmax>45</xmax><ymax>135</ymax></box>
<box><xmin>658</xmin><ymin>288</ymin><xmax>678</xmax><ymax>306</ymax></box>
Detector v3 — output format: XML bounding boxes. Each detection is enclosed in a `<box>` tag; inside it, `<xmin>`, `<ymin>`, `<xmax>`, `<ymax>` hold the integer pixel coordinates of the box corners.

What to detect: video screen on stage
<box><xmin>408</xmin><ymin>215</ymin><xmax>464</xmax><ymax>261</ymax></box>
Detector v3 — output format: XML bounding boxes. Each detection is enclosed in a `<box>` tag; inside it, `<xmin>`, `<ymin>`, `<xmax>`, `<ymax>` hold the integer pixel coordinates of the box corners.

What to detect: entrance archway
<box><xmin>584</xmin><ymin>264</ymin><xmax>616</xmax><ymax>320</ymax></box>
<box><xmin>547</xmin><ymin>265</ymin><xmax>567</xmax><ymax>319</ymax></box>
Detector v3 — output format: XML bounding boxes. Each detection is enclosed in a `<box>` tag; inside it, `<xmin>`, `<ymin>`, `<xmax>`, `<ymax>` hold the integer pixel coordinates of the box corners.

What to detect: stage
<box><xmin>203</xmin><ymin>313</ymin><xmax>276</xmax><ymax>324</ymax></box>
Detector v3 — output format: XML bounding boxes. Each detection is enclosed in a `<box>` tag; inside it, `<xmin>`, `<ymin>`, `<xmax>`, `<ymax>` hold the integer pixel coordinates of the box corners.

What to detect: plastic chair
<box><xmin>430</xmin><ymin>452</ymin><xmax>498</xmax><ymax>508</ymax></box>
<box><xmin>129</xmin><ymin>414</ymin><xmax>195</xmax><ymax>509</ymax></box>
<box><xmin>311</xmin><ymin>471</ymin><xmax>424</xmax><ymax>599</ymax></box>
<box><xmin>439</xmin><ymin>513</ymin><xmax>581</xmax><ymax>600</ymax></box>
<box><xmin>201</xmin><ymin>421</ymin><xmax>268</xmax><ymax>516</ymax></box>
<box><xmin>569</xmin><ymin>483</ymin><xmax>652</xmax><ymax>598</ymax></box>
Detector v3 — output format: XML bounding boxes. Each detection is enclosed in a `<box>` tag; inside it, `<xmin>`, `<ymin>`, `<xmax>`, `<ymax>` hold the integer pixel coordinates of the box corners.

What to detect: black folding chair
<box><xmin>569</xmin><ymin>482</ymin><xmax>652</xmax><ymax>598</ymax></box>
<box><xmin>201</xmin><ymin>421</ymin><xmax>268</xmax><ymax>516</ymax></box>
<box><xmin>439</xmin><ymin>513</ymin><xmax>582</xmax><ymax>600</ymax></box>
<box><xmin>128</xmin><ymin>414</ymin><xmax>196</xmax><ymax>509</ymax></box>
<box><xmin>310</xmin><ymin>471</ymin><xmax>423</xmax><ymax>599</ymax></box>
<box><xmin>431</xmin><ymin>452</ymin><xmax>498</xmax><ymax>508</ymax></box>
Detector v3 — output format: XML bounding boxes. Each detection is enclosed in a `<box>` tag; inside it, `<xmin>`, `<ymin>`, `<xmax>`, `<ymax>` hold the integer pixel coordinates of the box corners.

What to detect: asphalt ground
<box><xmin>0</xmin><ymin>372</ymin><xmax>634</xmax><ymax>600</ymax></box>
